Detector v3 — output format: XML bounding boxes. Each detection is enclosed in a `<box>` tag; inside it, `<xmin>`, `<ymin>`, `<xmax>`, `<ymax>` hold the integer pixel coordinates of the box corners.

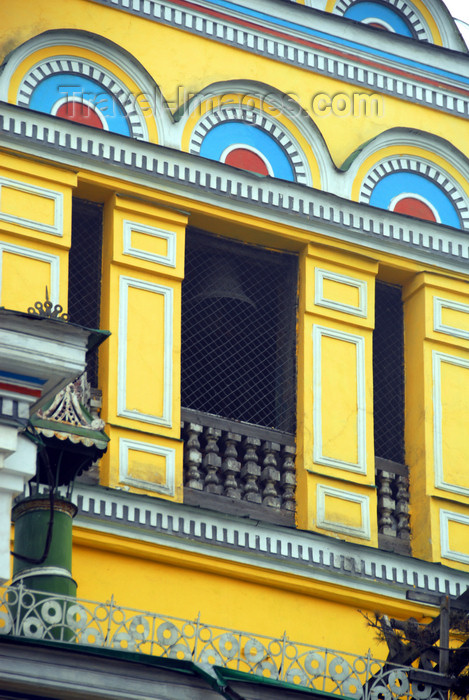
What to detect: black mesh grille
<box><xmin>68</xmin><ymin>198</ymin><xmax>103</xmax><ymax>387</ymax></box>
<box><xmin>181</xmin><ymin>230</ymin><xmax>297</xmax><ymax>433</ymax></box>
<box><xmin>373</xmin><ymin>281</ymin><xmax>405</xmax><ymax>463</ymax></box>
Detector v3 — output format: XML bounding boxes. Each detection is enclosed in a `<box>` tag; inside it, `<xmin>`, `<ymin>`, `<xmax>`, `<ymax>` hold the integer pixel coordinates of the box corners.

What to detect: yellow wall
<box><xmin>2</xmin><ymin>138</ymin><xmax>469</xmax><ymax>567</ymax></box>
<box><xmin>405</xmin><ymin>273</ymin><xmax>469</xmax><ymax>565</ymax></box>
<box><xmin>99</xmin><ymin>195</ymin><xmax>186</xmax><ymax>501</ymax></box>
<box><xmin>72</xmin><ymin>526</ymin><xmax>435</xmax><ymax>659</ymax></box>
<box><xmin>1</xmin><ymin>1</ymin><xmax>469</xmax><ymax>670</ymax></box>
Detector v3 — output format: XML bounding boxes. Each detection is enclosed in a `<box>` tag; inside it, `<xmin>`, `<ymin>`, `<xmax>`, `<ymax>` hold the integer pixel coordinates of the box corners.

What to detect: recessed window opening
<box><xmin>68</xmin><ymin>198</ymin><xmax>104</xmax><ymax>387</ymax></box>
<box><xmin>181</xmin><ymin>229</ymin><xmax>298</xmax><ymax>434</ymax></box>
<box><xmin>373</xmin><ymin>280</ymin><xmax>405</xmax><ymax>464</ymax></box>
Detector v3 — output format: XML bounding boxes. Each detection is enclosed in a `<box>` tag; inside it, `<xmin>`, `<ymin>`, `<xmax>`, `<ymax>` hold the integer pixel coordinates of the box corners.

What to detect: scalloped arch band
<box><xmin>2</xmin><ymin>30</ymin><xmax>469</xmax><ymax>230</ymax></box>
<box><xmin>19</xmin><ymin>59</ymin><xmax>146</xmax><ymax>139</ymax></box>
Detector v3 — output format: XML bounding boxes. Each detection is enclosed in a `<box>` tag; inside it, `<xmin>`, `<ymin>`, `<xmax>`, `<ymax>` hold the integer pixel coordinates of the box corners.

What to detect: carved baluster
<box><xmin>221</xmin><ymin>432</ymin><xmax>242</xmax><ymax>499</ymax></box>
<box><xmin>89</xmin><ymin>388</ymin><xmax>103</xmax><ymax>422</ymax></box>
<box><xmin>183</xmin><ymin>422</ymin><xmax>204</xmax><ymax>490</ymax></box>
<box><xmin>203</xmin><ymin>427</ymin><xmax>223</xmax><ymax>494</ymax></box>
<box><xmin>377</xmin><ymin>470</ymin><xmax>396</xmax><ymax>536</ymax></box>
<box><xmin>260</xmin><ymin>441</ymin><xmax>281</xmax><ymax>508</ymax></box>
<box><xmin>396</xmin><ymin>474</ymin><xmax>410</xmax><ymax>540</ymax></box>
<box><xmin>241</xmin><ymin>437</ymin><xmax>262</xmax><ymax>504</ymax></box>
<box><xmin>280</xmin><ymin>445</ymin><xmax>296</xmax><ymax>511</ymax></box>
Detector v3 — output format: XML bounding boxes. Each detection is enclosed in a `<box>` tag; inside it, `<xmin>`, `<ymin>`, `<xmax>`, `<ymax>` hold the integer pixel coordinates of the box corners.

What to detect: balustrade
<box><xmin>182</xmin><ymin>412</ymin><xmax>412</xmax><ymax>546</ymax></box>
<box><xmin>376</xmin><ymin>457</ymin><xmax>410</xmax><ymax>555</ymax></box>
<box><xmin>181</xmin><ymin>408</ymin><xmax>296</xmax><ymax>525</ymax></box>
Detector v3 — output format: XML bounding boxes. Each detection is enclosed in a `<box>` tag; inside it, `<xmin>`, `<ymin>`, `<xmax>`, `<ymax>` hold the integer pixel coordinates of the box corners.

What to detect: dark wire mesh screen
<box><xmin>68</xmin><ymin>198</ymin><xmax>103</xmax><ymax>387</ymax></box>
<box><xmin>181</xmin><ymin>230</ymin><xmax>298</xmax><ymax>433</ymax></box>
<box><xmin>373</xmin><ymin>281</ymin><xmax>405</xmax><ymax>463</ymax></box>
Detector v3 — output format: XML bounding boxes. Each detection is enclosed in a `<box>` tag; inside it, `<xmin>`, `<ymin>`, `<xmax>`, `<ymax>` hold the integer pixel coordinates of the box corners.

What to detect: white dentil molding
<box><xmin>73</xmin><ymin>482</ymin><xmax>469</xmax><ymax>602</ymax></box>
<box><xmin>1</xmin><ymin>105</ymin><xmax>469</xmax><ymax>276</ymax></box>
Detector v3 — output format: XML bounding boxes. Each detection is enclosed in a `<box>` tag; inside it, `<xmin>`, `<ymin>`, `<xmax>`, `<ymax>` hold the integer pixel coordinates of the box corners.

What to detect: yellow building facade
<box><xmin>1</xmin><ymin>0</ymin><xmax>469</xmax><ymax>695</ymax></box>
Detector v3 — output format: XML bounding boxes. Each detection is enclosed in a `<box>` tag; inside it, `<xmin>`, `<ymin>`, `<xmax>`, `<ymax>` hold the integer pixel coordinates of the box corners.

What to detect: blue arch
<box><xmin>344</xmin><ymin>2</ymin><xmax>414</xmax><ymax>37</ymax></box>
<box><xmin>29</xmin><ymin>74</ymin><xmax>131</xmax><ymax>136</ymax></box>
<box><xmin>199</xmin><ymin>122</ymin><xmax>294</xmax><ymax>180</ymax></box>
<box><xmin>369</xmin><ymin>172</ymin><xmax>461</xmax><ymax>228</ymax></box>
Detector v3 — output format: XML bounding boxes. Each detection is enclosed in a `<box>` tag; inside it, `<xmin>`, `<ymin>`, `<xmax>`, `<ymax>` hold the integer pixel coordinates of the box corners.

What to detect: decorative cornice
<box><xmin>74</xmin><ymin>483</ymin><xmax>469</xmax><ymax>602</ymax></box>
<box><xmin>1</xmin><ymin>103</ymin><xmax>468</xmax><ymax>274</ymax></box>
<box><xmin>88</xmin><ymin>0</ymin><xmax>469</xmax><ymax>118</ymax></box>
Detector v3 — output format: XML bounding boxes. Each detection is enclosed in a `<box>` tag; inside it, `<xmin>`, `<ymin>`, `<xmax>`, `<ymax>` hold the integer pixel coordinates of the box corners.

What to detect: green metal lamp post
<box><xmin>12</xmin><ymin>497</ymin><xmax>78</xmax><ymax>597</ymax></box>
<box><xmin>4</xmin><ymin>300</ymin><xmax>109</xmax><ymax>601</ymax></box>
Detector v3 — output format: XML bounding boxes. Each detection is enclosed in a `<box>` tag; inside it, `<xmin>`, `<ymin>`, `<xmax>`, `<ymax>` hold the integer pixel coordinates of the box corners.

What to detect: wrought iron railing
<box><xmin>181</xmin><ymin>408</ymin><xmax>296</xmax><ymax>524</ymax></box>
<box><xmin>376</xmin><ymin>457</ymin><xmax>410</xmax><ymax>555</ymax></box>
<box><xmin>0</xmin><ymin>584</ymin><xmax>448</xmax><ymax>700</ymax></box>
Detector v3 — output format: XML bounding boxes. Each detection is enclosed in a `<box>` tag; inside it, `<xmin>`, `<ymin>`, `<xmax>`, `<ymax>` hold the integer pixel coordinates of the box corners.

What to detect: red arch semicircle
<box><xmin>56</xmin><ymin>102</ymin><xmax>105</xmax><ymax>129</ymax></box>
<box><xmin>392</xmin><ymin>196</ymin><xmax>437</xmax><ymax>222</ymax></box>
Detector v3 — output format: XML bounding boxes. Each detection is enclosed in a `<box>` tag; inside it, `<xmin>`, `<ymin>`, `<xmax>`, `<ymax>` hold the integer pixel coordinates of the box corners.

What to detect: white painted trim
<box><xmin>17</xmin><ymin>55</ymin><xmax>148</xmax><ymax>141</ymax></box>
<box><xmin>316</xmin><ymin>483</ymin><xmax>370</xmax><ymax>540</ymax></box>
<box><xmin>220</xmin><ymin>144</ymin><xmax>274</xmax><ymax>177</ymax></box>
<box><xmin>119</xmin><ymin>437</ymin><xmax>176</xmax><ymax>496</ymax></box>
<box><xmin>0</xmin><ymin>176</ymin><xmax>63</xmax><ymax>236</ymax></box>
<box><xmin>433</xmin><ymin>350</ymin><xmax>469</xmax><ymax>497</ymax></box>
<box><xmin>434</xmin><ymin>296</ymin><xmax>469</xmax><ymax>342</ymax></box>
<box><xmin>314</xmin><ymin>268</ymin><xmax>367</xmax><ymax>318</ymax></box>
<box><xmin>361</xmin><ymin>17</ymin><xmax>396</xmax><ymax>33</ymax></box>
<box><xmin>177</xmin><ymin>80</ymin><xmax>322</xmax><ymax>188</ymax></box>
<box><xmin>122</xmin><ymin>220</ymin><xmax>177</xmax><ymax>267</ymax></box>
<box><xmin>0</xmin><ymin>242</ymin><xmax>60</xmax><ymax>306</ymax></box>
<box><xmin>440</xmin><ymin>509</ymin><xmax>469</xmax><ymax>565</ymax></box>
<box><xmin>117</xmin><ymin>276</ymin><xmax>173</xmax><ymax>427</ymax></box>
<box><xmin>312</xmin><ymin>325</ymin><xmax>367</xmax><ymax>474</ymax></box>
<box><xmin>390</xmin><ymin>192</ymin><xmax>441</xmax><ymax>223</ymax></box>
<box><xmin>347</xmin><ymin>132</ymin><xmax>469</xmax><ymax>217</ymax></box>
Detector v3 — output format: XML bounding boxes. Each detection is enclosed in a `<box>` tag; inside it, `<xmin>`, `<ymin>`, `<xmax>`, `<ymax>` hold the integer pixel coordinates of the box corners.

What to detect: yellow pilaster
<box><xmin>404</xmin><ymin>272</ymin><xmax>469</xmax><ymax>567</ymax></box>
<box><xmin>296</xmin><ymin>243</ymin><xmax>379</xmax><ymax>545</ymax></box>
<box><xmin>99</xmin><ymin>194</ymin><xmax>187</xmax><ymax>501</ymax></box>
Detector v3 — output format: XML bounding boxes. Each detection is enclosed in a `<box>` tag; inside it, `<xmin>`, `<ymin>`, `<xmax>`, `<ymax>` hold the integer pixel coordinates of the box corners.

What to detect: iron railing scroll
<box><xmin>0</xmin><ymin>585</ymin><xmax>449</xmax><ymax>700</ymax></box>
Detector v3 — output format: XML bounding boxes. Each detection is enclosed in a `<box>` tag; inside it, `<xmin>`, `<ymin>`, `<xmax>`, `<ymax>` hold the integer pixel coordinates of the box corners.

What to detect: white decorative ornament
<box><xmin>432</xmin><ymin>350</ymin><xmax>469</xmax><ymax>497</ymax></box>
<box><xmin>0</xmin><ymin>177</ymin><xmax>63</xmax><ymax>236</ymax></box>
<box><xmin>117</xmin><ymin>275</ymin><xmax>173</xmax><ymax>427</ymax></box>
<box><xmin>122</xmin><ymin>220</ymin><xmax>177</xmax><ymax>267</ymax></box>
<box><xmin>316</xmin><ymin>484</ymin><xmax>371</xmax><ymax>539</ymax></box>
<box><xmin>440</xmin><ymin>509</ymin><xmax>469</xmax><ymax>565</ymax></box>
<box><xmin>314</xmin><ymin>268</ymin><xmax>368</xmax><ymax>318</ymax></box>
<box><xmin>433</xmin><ymin>296</ymin><xmax>469</xmax><ymax>341</ymax></box>
<box><xmin>312</xmin><ymin>325</ymin><xmax>367</xmax><ymax>474</ymax></box>
<box><xmin>119</xmin><ymin>437</ymin><xmax>176</xmax><ymax>497</ymax></box>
